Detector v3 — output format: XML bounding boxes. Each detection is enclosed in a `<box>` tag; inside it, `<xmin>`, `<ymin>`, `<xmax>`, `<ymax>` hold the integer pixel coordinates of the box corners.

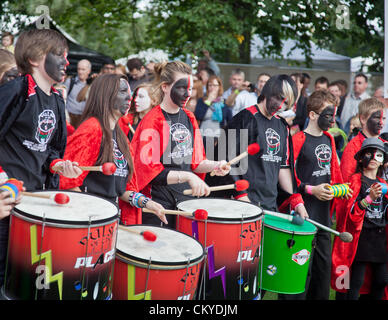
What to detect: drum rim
<box><xmin>116</xmin><ymin>224</ymin><xmax>205</xmax><ymax>267</ymax></box>
<box><xmin>176</xmin><ymin>197</ymin><xmax>263</xmax><ymax>222</ymax></box>
<box><xmin>13</xmin><ymin>190</ymin><xmax>119</xmax><ymax>226</ymax></box>
<box><xmin>263</xmin><ymin>223</ymin><xmax>317</xmax><ymax>235</ymax></box>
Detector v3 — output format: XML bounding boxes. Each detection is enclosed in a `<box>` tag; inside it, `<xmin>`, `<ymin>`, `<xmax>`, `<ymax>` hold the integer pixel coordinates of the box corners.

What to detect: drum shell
<box><xmin>258</xmin><ymin>218</ymin><xmax>316</xmax><ymax>294</ymax></box>
<box><xmin>3</xmin><ymin>210</ymin><xmax>118</xmax><ymax>300</ymax></box>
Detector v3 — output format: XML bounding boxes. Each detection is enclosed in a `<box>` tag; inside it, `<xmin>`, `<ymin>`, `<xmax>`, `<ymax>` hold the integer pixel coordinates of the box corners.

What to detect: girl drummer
<box><xmin>55</xmin><ymin>74</ymin><xmax>167</xmax><ymax>225</ymax></box>
<box><xmin>129</xmin><ymin>61</ymin><xmax>231</xmax><ymax>227</ymax></box>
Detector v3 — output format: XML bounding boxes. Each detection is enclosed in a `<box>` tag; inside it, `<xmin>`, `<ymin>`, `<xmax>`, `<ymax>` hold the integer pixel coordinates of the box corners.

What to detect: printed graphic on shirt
<box><xmin>262</xmin><ymin>128</ymin><xmax>282</xmax><ymax>163</ymax></box>
<box><xmin>366</xmin><ymin>186</ymin><xmax>383</xmax><ymax>220</ymax></box>
<box><xmin>313</xmin><ymin>144</ymin><xmax>331</xmax><ymax>177</ymax></box>
<box><xmin>169</xmin><ymin>123</ymin><xmax>193</xmax><ymax>161</ymax></box>
<box><xmin>112</xmin><ymin>139</ymin><xmax>128</xmax><ymax>177</ymax></box>
<box><xmin>23</xmin><ymin>109</ymin><xmax>56</xmax><ymax>152</ymax></box>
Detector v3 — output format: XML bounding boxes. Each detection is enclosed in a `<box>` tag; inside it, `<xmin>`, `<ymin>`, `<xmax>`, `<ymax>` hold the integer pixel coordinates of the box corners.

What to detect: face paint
<box><xmin>374</xmin><ymin>150</ymin><xmax>384</xmax><ymax>163</ymax></box>
<box><xmin>44</xmin><ymin>51</ymin><xmax>69</xmax><ymax>82</ymax></box>
<box><xmin>265</xmin><ymin>96</ymin><xmax>287</xmax><ymax>116</ymax></box>
<box><xmin>0</xmin><ymin>67</ymin><xmax>18</xmax><ymax>84</ymax></box>
<box><xmin>170</xmin><ymin>76</ymin><xmax>192</xmax><ymax>108</ymax></box>
<box><xmin>317</xmin><ymin>105</ymin><xmax>336</xmax><ymax>131</ymax></box>
<box><xmin>113</xmin><ymin>79</ymin><xmax>131</xmax><ymax>116</ymax></box>
<box><xmin>134</xmin><ymin>87</ymin><xmax>151</xmax><ymax>113</ymax></box>
<box><xmin>366</xmin><ymin>110</ymin><xmax>384</xmax><ymax>136</ymax></box>
<box><xmin>361</xmin><ymin>148</ymin><xmax>384</xmax><ymax>168</ymax></box>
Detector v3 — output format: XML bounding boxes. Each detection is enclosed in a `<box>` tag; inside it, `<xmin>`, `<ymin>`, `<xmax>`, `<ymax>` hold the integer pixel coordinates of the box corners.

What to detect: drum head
<box><xmin>177</xmin><ymin>198</ymin><xmax>262</xmax><ymax>222</ymax></box>
<box><xmin>264</xmin><ymin>215</ymin><xmax>317</xmax><ymax>234</ymax></box>
<box><xmin>14</xmin><ymin>191</ymin><xmax>118</xmax><ymax>226</ymax></box>
<box><xmin>116</xmin><ymin>225</ymin><xmax>204</xmax><ymax>266</ymax></box>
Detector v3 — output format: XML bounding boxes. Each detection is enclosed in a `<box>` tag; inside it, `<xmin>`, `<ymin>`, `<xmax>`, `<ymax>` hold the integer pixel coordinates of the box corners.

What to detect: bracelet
<box><xmin>365</xmin><ymin>195</ymin><xmax>373</xmax><ymax>204</ymax></box>
<box><xmin>306</xmin><ymin>185</ymin><xmax>313</xmax><ymax>195</ymax></box>
<box><xmin>141</xmin><ymin>197</ymin><xmax>150</xmax><ymax>208</ymax></box>
<box><xmin>360</xmin><ymin>199</ymin><xmax>370</xmax><ymax>209</ymax></box>
<box><xmin>177</xmin><ymin>172</ymin><xmax>182</xmax><ymax>184</ymax></box>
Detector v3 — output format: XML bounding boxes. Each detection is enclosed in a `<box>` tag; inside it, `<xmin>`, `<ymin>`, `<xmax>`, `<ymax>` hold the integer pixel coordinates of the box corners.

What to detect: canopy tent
<box><xmin>250</xmin><ymin>36</ymin><xmax>352</xmax><ymax>72</ymax></box>
<box><xmin>22</xmin><ymin>16</ymin><xmax>114</xmax><ymax>75</ymax></box>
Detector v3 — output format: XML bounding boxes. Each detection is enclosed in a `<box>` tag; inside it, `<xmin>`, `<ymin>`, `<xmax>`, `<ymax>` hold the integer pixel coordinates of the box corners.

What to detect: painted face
<box><xmin>170</xmin><ymin>75</ymin><xmax>192</xmax><ymax>108</ymax></box>
<box><xmin>113</xmin><ymin>79</ymin><xmax>131</xmax><ymax>116</ymax></box>
<box><xmin>317</xmin><ymin>105</ymin><xmax>337</xmax><ymax>131</ymax></box>
<box><xmin>0</xmin><ymin>67</ymin><xmax>18</xmax><ymax>84</ymax></box>
<box><xmin>362</xmin><ymin>148</ymin><xmax>384</xmax><ymax>168</ymax></box>
<box><xmin>134</xmin><ymin>87</ymin><xmax>151</xmax><ymax>113</ymax></box>
<box><xmin>265</xmin><ymin>96</ymin><xmax>287</xmax><ymax>116</ymax></box>
<box><xmin>44</xmin><ymin>51</ymin><xmax>69</xmax><ymax>82</ymax></box>
<box><xmin>366</xmin><ymin>110</ymin><xmax>384</xmax><ymax>136</ymax></box>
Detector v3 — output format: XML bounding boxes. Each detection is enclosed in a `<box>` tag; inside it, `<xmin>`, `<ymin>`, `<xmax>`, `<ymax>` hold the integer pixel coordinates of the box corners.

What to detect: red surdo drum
<box><xmin>113</xmin><ymin>225</ymin><xmax>204</xmax><ymax>300</ymax></box>
<box><xmin>177</xmin><ymin>198</ymin><xmax>263</xmax><ymax>300</ymax></box>
<box><xmin>2</xmin><ymin>191</ymin><xmax>118</xmax><ymax>300</ymax></box>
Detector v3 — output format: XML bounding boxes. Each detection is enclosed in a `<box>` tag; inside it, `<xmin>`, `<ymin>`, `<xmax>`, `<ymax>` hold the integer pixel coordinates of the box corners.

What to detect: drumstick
<box><xmin>22</xmin><ymin>192</ymin><xmax>70</xmax><ymax>205</ymax></box>
<box><xmin>118</xmin><ymin>225</ymin><xmax>157</xmax><ymax>242</ymax></box>
<box><xmin>210</xmin><ymin>143</ymin><xmax>260</xmax><ymax>176</ymax></box>
<box><xmin>305</xmin><ymin>217</ymin><xmax>353</xmax><ymax>243</ymax></box>
<box><xmin>142</xmin><ymin>208</ymin><xmax>208</xmax><ymax>220</ymax></box>
<box><xmin>263</xmin><ymin>209</ymin><xmax>304</xmax><ymax>226</ymax></box>
<box><xmin>183</xmin><ymin>179</ymin><xmax>249</xmax><ymax>196</ymax></box>
<box><xmin>77</xmin><ymin>162</ymin><xmax>117</xmax><ymax>175</ymax></box>
<box><xmin>128</xmin><ymin>123</ymin><xmax>135</xmax><ymax>135</ymax></box>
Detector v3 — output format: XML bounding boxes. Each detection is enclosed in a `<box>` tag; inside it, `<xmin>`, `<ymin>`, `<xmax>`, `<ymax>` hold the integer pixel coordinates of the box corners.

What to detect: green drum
<box><xmin>257</xmin><ymin>214</ymin><xmax>317</xmax><ymax>294</ymax></box>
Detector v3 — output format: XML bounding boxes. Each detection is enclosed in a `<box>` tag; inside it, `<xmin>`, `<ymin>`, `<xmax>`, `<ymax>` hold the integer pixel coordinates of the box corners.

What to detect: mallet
<box><xmin>305</xmin><ymin>217</ymin><xmax>353</xmax><ymax>242</ymax></box>
<box><xmin>210</xmin><ymin>143</ymin><xmax>260</xmax><ymax>176</ymax></box>
<box><xmin>22</xmin><ymin>192</ymin><xmax>70</xmax><ymax>205</ymax></box>
<box><xmin>142</xmin><ymin>208</ymin><xmax>208</xmax><ymax>220</ymax></box>
<box><xmin>77</xmin><ymin>162</ymin><xmax>117</xmax><ymax>175</ymax></box>
<box><xmin>263</xmin><ymin>209</ymin><xmax>304</xmax><ymax>226</ymax></box>
<box><xmin>183</xmin><ymin>179</ymin><xmax>249</xmax><ymax>196</ymax></box>
<box><xmin>118</xmin><ymin>225</ymin><xmax>157</xmax><ymax>242</ymax></box>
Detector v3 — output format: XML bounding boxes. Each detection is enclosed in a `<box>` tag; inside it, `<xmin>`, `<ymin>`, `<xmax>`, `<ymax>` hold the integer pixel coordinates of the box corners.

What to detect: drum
<box><xmin>258</xmin><ymin>214</ymin><xmax>317</xmax><ymax>294</ymax></box>
<box><xmin>113</xmin><ymin>225</ymin><xmax>204</xmax><ymax>300</ymax></box>
<box><xmin>177</xmin><ymin>198</ymin><xmax>262</xmax><ymax>300</ymax></box>
<box><xmin>2</xmin><ymin>191</ymin><xmax>118</xmax><ymax>300</ymax></box>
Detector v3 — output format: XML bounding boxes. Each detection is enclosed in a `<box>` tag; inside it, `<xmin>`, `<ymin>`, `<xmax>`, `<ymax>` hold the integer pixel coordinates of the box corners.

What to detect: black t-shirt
<box><xmin>81</xmin><ymin>130</ymin><xmax>129</xmax><ymax>202</ymax></box>
<box><xmin>150</xmin><ymin>108</ymin><xmax>195</xmax><ymax>209</ymax></box>
<box><xmin>225</xmin><ymin>105</ymin><xmax>290</xmax><ymax>211</ymax></box>
<box><xmin>295</xmin><ymin>132</ymin><xmax>332</xmax><ymax>226</ymax></box>
<box><xmin>127</xmin><ymin>120</ymin><xmax>139</xmax><ymax>142</ymax></box>
<box><xmin>0</xmin><ymin>86</ymin><xmax>60</xmax><ymax>190</ymax></box>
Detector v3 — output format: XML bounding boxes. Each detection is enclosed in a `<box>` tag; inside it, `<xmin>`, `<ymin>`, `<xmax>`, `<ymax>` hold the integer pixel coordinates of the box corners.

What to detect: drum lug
<box><xmin>287</xmin><ymin>232</ymin><xmax>296</xmax><ymax>248</ymax></box>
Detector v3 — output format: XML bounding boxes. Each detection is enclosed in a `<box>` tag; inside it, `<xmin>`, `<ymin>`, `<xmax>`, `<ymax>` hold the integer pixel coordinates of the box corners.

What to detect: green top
<box><xmin>264</xmin><ymin>215</ymin><xmax>317</xmax><ymax>234</ymax></box>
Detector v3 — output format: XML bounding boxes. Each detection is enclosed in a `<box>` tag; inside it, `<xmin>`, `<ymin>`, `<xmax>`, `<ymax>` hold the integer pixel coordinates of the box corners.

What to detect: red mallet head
<box><xmin>102</xmin><ymin>162</ymin><xmax>116</xmax><ymax>175</ymax></box>
<box><xmin>235</xmin><ymin>179</ymin><xmax>249</xmax><ymax>192</ymax></box>
<box><xmin>193</xmin><ymin>209</ymin><xmax>208</xmax><ymax>220</ymax></box>
<box><xmin>247</xmin><ymin>143</ymin><xmax>260</xmax><ymax>155</ymax></box>
<box><xmin>141</xmin><ymin>230</ymin><xmax>157</xmax><ymax>242</ymax></box>
<box><xmin>54</xmin><ymin>193</ymin><xmax>70</xmax><ymax>205</ymax></box>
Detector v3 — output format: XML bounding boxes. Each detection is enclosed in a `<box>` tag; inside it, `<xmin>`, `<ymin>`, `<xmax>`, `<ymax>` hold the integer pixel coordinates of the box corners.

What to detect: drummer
<box><xmin>55</xmin><ymin>74</ymin><xmax>168</xmax><ymax>225</ymax></box>
<box><xmin>129</xmin><ymin>61</ymin><xmax>231</xmax><ymax>228</ymax></box>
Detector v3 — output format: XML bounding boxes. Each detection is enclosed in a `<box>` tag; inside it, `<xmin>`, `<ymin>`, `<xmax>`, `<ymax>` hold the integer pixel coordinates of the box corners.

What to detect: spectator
<box><xmin>126</xmin><ymin>57</ymin><xmax>152</xmax><ymax>90</ymax></box>
<box><xmin>64</xmin><ymin>59</ymin><xmax>92</xmax><ymax>129</ymax></box>
<box><xmin>100</xmin><ymin>58</ymin><xmax>116</xmax><ymax>74</ymax></box>
<box><xmin>186</xmin><ymin>79</ymin><xmax>203</xmax><ymax>114</ymax></box>
<box><xmin>1</xmin><ymin>32</ymin><xmax>14</xmax><ymax>53</ymax></box>
<box><xmin>328</xmin><ymin>81</ymin><xmax>345</xmax><ymax>119</ymax></box>
<box><xmin>314</xmin><ymin>76</ymin><xmax>329</xmax><ymax>91</ymax></box>
<box><xmin>0</xmin><ymin>49</ymin><xmax>18</xmax><ymax>85</ymax></box>
<box><xmin>290</xmin><ymin>72</ymin><xmax>308</xmax><ymax>132</ymax></box>
<box><xmin>301</xmin><ymin>72</ymin><xmax>311</xmax><ymax>97</ymax></box>
<box><xmin>197</xmin><ymin>49</ymin><xmax>220</xmax><ymax>76</ymax></box>
<box><xmin>348</xmin><ymin>114</ymin><xmax>361</xmax><ymax>141</ymax></box>
<box><xmin>340</xmin><ymin>73</ymin><xmax>370</xmax><ymax>133</ymax></box>
<box><xmin>198</xmin><ymin>66</ymin><xmax>215</xmax><ymax>95</ymax></box>
<box><xmin>335</xmin><ymin>79</ymin><xmax>349</xmax><ymax>98</ymax></box>
<box><xmin>115</xmin><ymin>64</ymin><xmax>127</xmax><ymax>76</ymax></box>
<box><xmin>222</xmin><ymin>68</ymin><xmax>245</xmax><ymax>101</ymax></box>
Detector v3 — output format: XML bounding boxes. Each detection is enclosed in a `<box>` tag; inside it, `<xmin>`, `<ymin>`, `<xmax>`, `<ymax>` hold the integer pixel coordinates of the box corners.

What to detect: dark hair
<box><xmin>257</xmin><ymin>72</ymin><xmax>271</xmax><ymax>80</ymax></box>
<box><xmin>355</xmin><ymin>73</ymin><xmax>368</xmax><ymax>83</ymax></box>
<box><xmin>127</xmin><ymin>58</ymin><xmax>144</xmax><ymax>71</ymax></box>
<box><xmin>81</xmin><ymin>73</ymin><xmax>133</xmax><ymax>179</ymax></box>
<box><xmin>315</xmin><ymin>76</ymin><xmax>329</xmax><ymax>86</ymax></box>
<box><xmin>355</xmin><ymin>147</ymin><xmax>385</xmax><ymax>177</ymax></box>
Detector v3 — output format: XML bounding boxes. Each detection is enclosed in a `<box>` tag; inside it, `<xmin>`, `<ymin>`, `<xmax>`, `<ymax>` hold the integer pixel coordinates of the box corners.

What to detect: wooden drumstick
<box><xmin>142</xmin><ymin>208</ymin><xmax>208</xmax><ymax>220</ymax></box>
<box><xmin>77</xmin><ymin>162</ymin><xmax>117</xmax><ymax>175</ymax></box>
<box><xmin>210</xmin><ymin>143</ymin><xmax>260</xmax><ymax>176</ymax></box>
<box><xmin>128</xmin><ymin>123</ymin><xmax>135</xmax><ymax>135</ymax></box>
<box><xmin>22</xmin><ymin>192</ymin><xmax>70</xmax><ymax>204</ymax></box>
<box><xmin>183</xmin><ymin>179</ymin><xmax>249</xmax><ymax>195</ymax></box>
<box><xmin>118</xmin><ymin>225</ymin><xmax>157</xmax><ymax>242</ymax></box>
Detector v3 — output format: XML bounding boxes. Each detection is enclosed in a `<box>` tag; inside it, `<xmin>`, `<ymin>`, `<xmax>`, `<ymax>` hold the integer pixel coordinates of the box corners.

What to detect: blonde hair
<box><xmin>358</xmin><ymin>97</ymin><xmax>385</xmax><ymax>118</ymax></box>
<box><xmin>282</xmin><ymin>80</ymin><xmax>297</xmax><ymax>110</ymax></box>
<box><xmin>0</xmin><ymin>49</ymin><xmax>16</xmax><ymax>79</ymax></box>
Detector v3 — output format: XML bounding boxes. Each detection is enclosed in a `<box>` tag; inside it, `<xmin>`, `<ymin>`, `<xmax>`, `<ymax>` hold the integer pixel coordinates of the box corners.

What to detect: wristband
<box><xmin>50</xmin><ymin>159</ymin><xmax>64</xmax><ymax>174</ymax></box>
<box><xmin>365</xmin><ymin>195</ymin><xmax>373</xmax><ymax>204</ymax></box>
<box><xmin>306</xmin><ymin>185</ymin><xmax>313</xmax><ymax>195</ymax></box>
<box><xmin>204</xmin><ymin>100</ymin><xmax>212</xmax><ymax>106</ymax></box>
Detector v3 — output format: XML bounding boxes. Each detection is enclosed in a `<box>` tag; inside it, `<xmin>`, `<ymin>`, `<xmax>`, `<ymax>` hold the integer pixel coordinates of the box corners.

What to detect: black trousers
<box><xmin>0</xmin><ymin>217</ymin><xmax>9</xmax><ymax>288</ymax></box>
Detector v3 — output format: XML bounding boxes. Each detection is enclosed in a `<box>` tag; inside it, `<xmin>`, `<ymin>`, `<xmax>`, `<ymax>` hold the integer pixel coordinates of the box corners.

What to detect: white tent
<box><xmin>250</xmin><ymin>36</ymin><xmax>352</xmax><ymax>72</ymax></box>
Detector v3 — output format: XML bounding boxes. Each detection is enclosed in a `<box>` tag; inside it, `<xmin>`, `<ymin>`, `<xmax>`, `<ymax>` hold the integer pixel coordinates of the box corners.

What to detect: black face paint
<box><xmin>366</xmin><ymin>110</ymin><xmax>383</xmax><ymax>136</ymax></box>
<box><xmin>317</xmin><ymin>105</ymin><xmax>336</xmax><ymax>131</ymax></box>
<box><xmin>361</xmin><ymin>150</ymin><xmax>374</xmax><ymax>168</ymax></box>
<box><xmin>44</xmin><ymin>52</ymin><xmax>69</xmax><ymax>82</ymax></box>
<box><xmin>170</xmin><ymin>76</ymin><xmax>191</xmax><ymax>108</ymax></box>
<box><xmin>0</xmin><ymin>67</ymin><xmax>18</xmax><ymax>85</ymax></box>
<box><xmin>265</xmin><ymin>96</ymin><xmax>286</xmax><ymax>116</ymax></box>
<box><xmin>113</xmin><ymin>79</ymin><xmax>131</xmax><ymax>116</ymax></box>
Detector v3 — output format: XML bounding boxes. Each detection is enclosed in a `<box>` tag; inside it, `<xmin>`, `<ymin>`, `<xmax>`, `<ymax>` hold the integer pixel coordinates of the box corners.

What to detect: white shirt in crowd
<box><xmin>340</xmin><ymin>91</ymin><xmax>370</xmax><ymax>130</ymax></box>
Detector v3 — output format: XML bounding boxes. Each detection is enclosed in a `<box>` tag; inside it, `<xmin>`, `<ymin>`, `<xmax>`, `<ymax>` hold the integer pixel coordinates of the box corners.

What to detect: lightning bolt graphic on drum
<box><xmin>127</xmin><ymin>264</ymin><xmax>152</xmax><ymax>300</ymax></box>
<box><xmin>30</xmin><ymin>225</ymin><xmax>64</xmax><ymax>300</ymax></box>
<box><xmin>207</xmin><ymin>245</ymin><xmax>226</xmax><ymax>298</ymax></box>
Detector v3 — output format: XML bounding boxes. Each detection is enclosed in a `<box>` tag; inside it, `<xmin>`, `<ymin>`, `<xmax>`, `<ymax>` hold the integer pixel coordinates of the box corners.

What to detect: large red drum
<box><xmin>177</xmin><ymin>198</ymin><xmax>263</xmax><ymax>300</ymax></box>
<box><xmin>2</xmin><ymin>191</ymin><xmax>118</xmax><ymax>300</ymax></box>
<box><xmin>113</xmin><ymin>225</ymin><xmax>204</xmax><ymax>300</ymax></box>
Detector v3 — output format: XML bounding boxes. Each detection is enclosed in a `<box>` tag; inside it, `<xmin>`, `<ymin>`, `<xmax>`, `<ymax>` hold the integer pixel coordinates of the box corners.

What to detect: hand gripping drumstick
<box><xmin>22</xmin><ymin>192</ymin><xmax>70</xmax><ymax>205</ymax></box>
<box><xmin>118</xmin><ymin>225</ymin><xmax>157</xmax><ymax>242</ymax></box>
<box><xmin>210</xmin><ymin>143</ymin><xmax>260</xmax><ymax>176</ymax></box>
<box><xmin>263</xmin><ymin>209</ymin><xmax>304</xmax><ymax>226</ymax></box>
<box><xmin>142</xmin><ymin>208</ymin><xmax>208</xmax><ymax>220</ymax></box>
<box><xmin>305</xmin><ymin>217</ymin><xmax>353</xmax><ymax>243</ymax></box>
<box><xmin>183</xmin><ymin>179</ymin><xmax>249</xmax><ymax>196</ymax></box>
<box><xmin>77</xmin><ymin>162</ymin><xmax>117</xmax><ymax>175</ymax></box>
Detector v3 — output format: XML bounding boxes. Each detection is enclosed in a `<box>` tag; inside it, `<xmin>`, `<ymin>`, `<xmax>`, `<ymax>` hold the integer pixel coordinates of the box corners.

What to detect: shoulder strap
<box><xmin>68</xmin><ymin>77</ymin><xmax>76</xmax><ymax>96</ymax></box>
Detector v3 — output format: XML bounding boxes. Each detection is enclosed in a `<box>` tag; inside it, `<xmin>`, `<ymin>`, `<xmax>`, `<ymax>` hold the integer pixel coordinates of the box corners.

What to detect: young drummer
<box><xmin>292</xmin><ymin>90</ymin><xmax>344</xmax><ymax>299</ymax></box>
<box><xmin>332</xmin><ymin>138</ymin><xmax>388</xmax><ymax>300</ymax></box>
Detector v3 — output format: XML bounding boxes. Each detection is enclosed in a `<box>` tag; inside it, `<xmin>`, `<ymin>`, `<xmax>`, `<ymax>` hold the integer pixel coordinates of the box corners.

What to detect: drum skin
<box><xmin>258</xmin><ymin>215</ymin><xmax>317</xmax><ymax>294</ymax></box>
<box><xmin>3</xmin><ymin>191</ymin><xmax>118</xmax><ymax>300</ymax></box>
<box><xmin>177</xmin><ymin>199</ymin><xmax>263</xmax><ymax>300</ymax></box>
